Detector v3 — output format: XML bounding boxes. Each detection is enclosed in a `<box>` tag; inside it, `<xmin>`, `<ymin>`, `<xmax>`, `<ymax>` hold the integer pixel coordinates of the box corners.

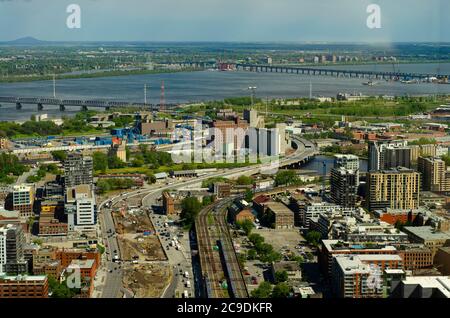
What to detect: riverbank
<box><xmin>0</xmin><ymin>67</ymin><xmax>201</xmax><ymax>83</ymax></box>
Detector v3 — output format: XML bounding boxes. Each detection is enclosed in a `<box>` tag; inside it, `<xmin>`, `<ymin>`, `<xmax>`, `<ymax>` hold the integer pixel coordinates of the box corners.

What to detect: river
<box><xmin>0</xmin><ymin>63</ymin><xmax>449</xmax><ymax>121</ymax></box>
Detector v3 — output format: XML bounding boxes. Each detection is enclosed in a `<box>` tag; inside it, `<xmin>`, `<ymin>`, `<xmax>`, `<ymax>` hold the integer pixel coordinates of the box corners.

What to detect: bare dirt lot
<box><xmin>122</xmin><ymin>263</ymin><xmax>171</xmax><ymax>298</ymax></box>
<box><xmin>113</xmin><ymin>209</ymin><xmax>154</xmax><ymax>235</ymax></box>
<box><xmin>119</xmin><ymin>234</ymin><xmax>166</xmax><ymax>261</ymax></box>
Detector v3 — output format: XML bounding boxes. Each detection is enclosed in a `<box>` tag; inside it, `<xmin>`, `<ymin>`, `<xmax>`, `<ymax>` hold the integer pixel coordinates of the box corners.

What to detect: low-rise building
<box><xmin>320</xmin><ymin>240</ymin><xmax>397</xmax><ymax>277</ymax></box>
<box><xmin>391</xmin><ymin>276</ymin><xmax>450</xmax><ymax>298</ymax></box>
<box><xmin>265</xmin><ymin>202</ymin><xmax>294</xmax><ymax>229</ymax></box>
<box><xmin>434</xmin><ymin>246</ymin><xmax>450</xmax><ymax>275</ymax></box>
<box><xmin>402</xmin><ymin>226</ymin><xmax>450</xmax><ymax>256</ymax></box>
<box><xmin>0</xmin><ymin>275</ymin><xmax>48</xmax><ymax>298</ymax></box>
<box><xmin>397</xmin><ymin>245</ymin><xmax>434</xmax><ymax>271</ymax></box>
<box><xmin>271</xmin><ymin>261</ymin><xmax>302</xmax><ymax>283</ymax></box>
<box><xmin>214</xmin><ymin>182</ymin><xmax>232</xmax><ymax>199</ymax></box>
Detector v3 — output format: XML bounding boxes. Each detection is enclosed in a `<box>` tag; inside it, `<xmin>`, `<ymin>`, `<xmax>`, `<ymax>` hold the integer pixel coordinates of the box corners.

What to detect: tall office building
<box><xmin>0</xmin><ymin>224</ymin><xmax>27</xmax><ymax>274</ymax></box>
<box><xmin>64</xmin><ymin>153</ymin><xmax>93</xmax><ymax>188</ymax></box>
<box><xmin>8</xmin><ymin>185</ymin><xmax>34</xmax><ymax>218</ymax></box>
<box><xmin>65</xmin><ymin>185</ymin><xmax>96</xmax><ymax>234</ymax></box>
<box><xmin>418</xmin><ymin>157</ymin><xmax>448</xmax><ymax>191</ymax></box>
<box><xmin>366</xmin><ymin>168</ymin><xmax>420</xmax><ymax>211</ymax></box>
<box><xmin>368</xmin><ymin>140</ymin><xmax>409</xmax><ymax>171</ymax></box>
<box><xmin>330</xmin><ymin>167</ymin><xmax>358</xmax><ymax>208</ymax></box>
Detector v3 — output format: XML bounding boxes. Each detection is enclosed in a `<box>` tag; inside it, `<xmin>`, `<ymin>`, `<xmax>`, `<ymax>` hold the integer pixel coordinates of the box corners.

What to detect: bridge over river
<box><xmin>235</xmin><ymin>63</ymin><xmax>449</xmax><ymax>81</ymax></box>
<box><xmin>0</xmin><ymin>96</ymin><xmax>178</xmax><ymax>111</ymax></box>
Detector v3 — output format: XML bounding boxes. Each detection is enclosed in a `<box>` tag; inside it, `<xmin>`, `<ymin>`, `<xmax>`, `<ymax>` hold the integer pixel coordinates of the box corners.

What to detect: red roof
<box><xmin>253</xmin><ymin>195</ymin><xmax>271</xmax><ymax>205</ymax></box>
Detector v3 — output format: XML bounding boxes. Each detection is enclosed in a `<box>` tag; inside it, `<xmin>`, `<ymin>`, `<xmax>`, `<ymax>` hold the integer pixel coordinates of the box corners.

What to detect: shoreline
<box><xmin>0</xmin><ymin>68</ymin><xmax>201</xmax><ymax>84</ymax></box>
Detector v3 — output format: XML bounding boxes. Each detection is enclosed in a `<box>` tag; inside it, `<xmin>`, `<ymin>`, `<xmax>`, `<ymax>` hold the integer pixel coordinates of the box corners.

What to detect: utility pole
<box><xmin>144</xmin><ymin>84</ymin><xmax>148</xmax><ymax>104</ymax></box>
<box><xmin>309</xmin><ymin>80</ymin><xmax>312</xmax><ymax>99</ymax></box>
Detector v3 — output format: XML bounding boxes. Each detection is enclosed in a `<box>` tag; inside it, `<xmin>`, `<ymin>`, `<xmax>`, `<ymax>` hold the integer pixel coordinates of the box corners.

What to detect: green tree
<box><xmin>305</xmin><ymin>231</ymin><xmax>322</xmax><ymax>246</ymax></box>
<box><xmin>272</xmin><ymin>282</ymin><xmax>291</xmax><ymax>298</ymax></box>
<box><xmin>275</xmin><ymin>170</ymin><xmax>299</xmax><ymax>186</ymax></box>
<box><xmin>180</xmin><ymin>197</ymin><xmax>202</xmax><ymax>227</ymax></box>
<box><xmin>237</xmin><ymin>219</ymin><xmax>255</xmax><ymax>236</ymax></box>
<box><xmin>251</xmin><ymin>281</ymin><xmax>272</xmax><ymax>298</ymax></box>
<box><xmin>51</xmin><ymin>151</ymin><xmax>67</xmax><ymax>162</ymax></box>
<box><xmin>274</xmin><ymin>271</ymin><xmax>288</xmax><ymax>284</ymax></box>
<box><xmin>244</xmin><ymin>189</ymin><xmax>254</xmax><ymax>202</ymax></box>
<box><xmin>48</xmin><ymin>277</ymin><xmax>76</xmax><ymax>298</ymax></box>
<box><xmin>248</xmin><ymin>233</ymin><xmax>265</xmax><ymax>246</ymax></box>
<box><xmin>93</xmin><ymin>152</ymin><xmax>108</xmax><ymax>172</ymax></box>
<box><xmin>247</xmin><ymin>249</ymin><xmax>258</xmax><ymax>260</ymax></box>
<box><xmin>108</xmin><ymin>155</ymin><xmax>126</xmax><ymax>169</ymax></box>
<box><xmin>236</xmin><ymin>175</ymin><xmax>253</xmax><ymax>185</ymax></box>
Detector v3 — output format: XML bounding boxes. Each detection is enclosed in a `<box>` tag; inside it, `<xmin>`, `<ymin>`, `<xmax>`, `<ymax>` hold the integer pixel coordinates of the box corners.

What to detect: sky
<box><xmin>0</xmin><ymin>0</ymin><xmax>448</xmax><ymax>42</ymax></box>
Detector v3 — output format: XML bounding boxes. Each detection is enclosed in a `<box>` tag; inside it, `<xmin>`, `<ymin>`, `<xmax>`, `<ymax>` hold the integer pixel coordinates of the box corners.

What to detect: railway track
<box><xmin>196</xmin><ymin>197</ymin><xmax>249</xmax><ymax>298</ymax></box>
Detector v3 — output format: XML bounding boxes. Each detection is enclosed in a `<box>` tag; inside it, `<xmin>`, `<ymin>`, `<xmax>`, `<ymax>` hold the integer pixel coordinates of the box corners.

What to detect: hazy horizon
<box><xmin>0</xmin><ymin>0</ymin><xmax>448</xmax><ymax>43</ymax></box>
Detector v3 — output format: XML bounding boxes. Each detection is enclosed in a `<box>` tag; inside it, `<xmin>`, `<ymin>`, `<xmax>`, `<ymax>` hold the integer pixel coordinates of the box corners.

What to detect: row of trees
<box><xmin>251</xmin><ymin>281</ymin><xmax>291</xmax><ymax>298</ymax></box>
<box><xmin>26</xmin><ymin>164</ymin><xmax>60</xmax><ymax>183</ymax></box>
<box><xmin>92</xmin><ymin>152</ymin><xmax>126</xmax><ymax>172</ymax></box>
<box><xmin>0</xmin><ymin>111</ymin><xmax>101</xmax><ymax>138</ymax></box>
<box><xmin>247</xmin><ymin>233</ymin><xmax>282</xmax><ymax>264</ymax></box>
<box><xmin>133</xmin><ymin>145</ymin><xmax>173</xmax><ymax>168</ymax></box>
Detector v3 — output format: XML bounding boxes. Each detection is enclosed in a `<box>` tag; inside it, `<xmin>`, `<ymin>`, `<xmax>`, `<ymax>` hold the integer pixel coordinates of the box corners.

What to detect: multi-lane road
<box><xmin>97</xmin><ymin>137</ymin><xmax>317</xmax><ymax>298</ymax></box>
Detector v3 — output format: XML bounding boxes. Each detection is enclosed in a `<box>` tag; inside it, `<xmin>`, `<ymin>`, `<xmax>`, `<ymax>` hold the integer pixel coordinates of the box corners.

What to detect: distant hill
<box><xmin>3</xmin><ymin>37</ymin><xmax>48</xmax><ymax>45</ymax></box>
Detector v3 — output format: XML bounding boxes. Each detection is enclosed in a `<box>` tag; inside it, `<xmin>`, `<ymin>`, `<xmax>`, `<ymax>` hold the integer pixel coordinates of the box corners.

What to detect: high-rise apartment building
<box><xmin>366</xmin><ymin>168</ymin><xmax>420</xmax><ymax>211</ymax></box>
<box><xmin>330</xmin><ymin>167</ymin><xmax>358</xmax><ymax>208</ymax></box>
<box><xmin>368</xmin><ymin>140</ymin><xmax>409</xmax><ymax>171</ymax></box>
<box><xmin>64</xmin><ymin>153</ymin><xmax>93</xmax><ymax>188</ymax></box>
<box><xmin>0</xmin><ymin>224</ymin><xmax>27</xmax><ymax>274</ymax></box>
<box><xmin>418</xmin><ymin>156</ymin><xmax>448</xmax><ymax>192</ymax></box>
<box><xmin>383</xmin><ymin>146</ymin><xmax>412</xmax><ymax>169</ymax></box>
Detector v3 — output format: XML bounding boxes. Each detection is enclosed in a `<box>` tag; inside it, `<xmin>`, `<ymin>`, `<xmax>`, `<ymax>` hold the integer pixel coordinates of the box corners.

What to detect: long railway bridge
<box><xmin>0</xmin><ymin>96</ymin><xmax>178</xmax><ymax>111</ymax></box>
<box><xmin>235</xmin><ymin>63</ymin><xmax>449</xmax><ymax>81</ymax></box>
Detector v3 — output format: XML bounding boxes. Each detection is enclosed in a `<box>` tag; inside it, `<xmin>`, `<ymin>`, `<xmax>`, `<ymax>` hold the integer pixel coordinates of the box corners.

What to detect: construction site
<box><xmin>109</xmin><ymin>195</ymin><xmax>170</xmax><ymax>297</ymax></box>
<box><xmin>122</xmin><ymin>262</ymin><xmax>172</xmax><ymax>298</ymax></box>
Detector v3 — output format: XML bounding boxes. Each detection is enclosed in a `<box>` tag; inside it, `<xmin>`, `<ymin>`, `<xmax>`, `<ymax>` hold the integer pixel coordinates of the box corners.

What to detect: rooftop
<box><xmin>402</xmin><ymin>276</ymin><xmax>450</xmax><ymax>298</ymax></box>
<box><xmin>68</xmin><ymin>259</ymin><xmax>95</xmax><ymax>269</ymax></box>
<box><xmin>265</xmin><ymin>202</ymin><xmax>294</xmax><ymax>215</ymax></box>
<box><xmin>403</xmin><ymin>226</ymin><xmax>450</xmax><ymax>241</ymax></box>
